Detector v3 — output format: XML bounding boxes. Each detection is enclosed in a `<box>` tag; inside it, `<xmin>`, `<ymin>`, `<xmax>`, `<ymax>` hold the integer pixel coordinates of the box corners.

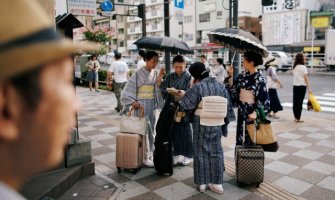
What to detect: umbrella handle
<box><xmin>231</xmin><ymin>51</ymin><xmax>236</xmax><ymax>64</ymax></box>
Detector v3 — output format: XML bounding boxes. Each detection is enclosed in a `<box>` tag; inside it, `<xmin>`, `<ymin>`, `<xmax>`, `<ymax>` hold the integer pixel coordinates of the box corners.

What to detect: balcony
<box><xmin>147</xmin><ymin>24</ymin><xmax>163</xmax><ymax>32</ymax></box>
<box><xmin>127</xmin><ymin>26</ymin><xmax>142</xmax><ymax>35</ymax></box>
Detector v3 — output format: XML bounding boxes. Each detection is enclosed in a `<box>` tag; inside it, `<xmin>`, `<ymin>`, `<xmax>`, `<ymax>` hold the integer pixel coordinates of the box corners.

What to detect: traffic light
<box><xmin>262</xmin><ymin>0</ymin><xmax>273</xmax><ymax>6</ymax></box>
<box><xmin>138</xmin><ymin>4</ymin><xmax>145</xmax><ymax>18</ymax></box>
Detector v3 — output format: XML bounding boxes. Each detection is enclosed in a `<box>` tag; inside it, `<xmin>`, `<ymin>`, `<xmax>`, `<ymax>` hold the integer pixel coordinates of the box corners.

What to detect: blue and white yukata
<box><xmin>226</xmin><ymin>71</ymin><xmax>270</xmax><ymax>146</ymax></box>
<box><xmin>120</xmin><ymin>67</ymin><xmax>163</xmax><ymax>154</ymax></box>
<box><xmin>160</xmin><ymin>71</ymin><xmax>193</xmax><ymax>158</ymax></box>
<box><xmin>180</xmin><ymin>77</ymin><xmax>235</xmax><ymax>185</ymax></box>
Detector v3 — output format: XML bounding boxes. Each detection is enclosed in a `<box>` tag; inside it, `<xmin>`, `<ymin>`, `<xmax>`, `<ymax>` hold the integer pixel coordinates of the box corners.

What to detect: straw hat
<box><xmin>264</xmin><ymin>55</ymin><xmax>278</xmax><ymax>67</ymax></box>
<box><xmin>0</xmin><ymin>0</ymin><xmax>99</xmax><ymax>81</ymax></box>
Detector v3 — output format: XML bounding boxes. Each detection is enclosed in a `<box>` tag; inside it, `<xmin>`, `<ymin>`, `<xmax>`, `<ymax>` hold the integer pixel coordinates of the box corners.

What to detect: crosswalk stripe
<box><xmin>314</xmin><ymin>96</ymin><xmax>335</xmax><ymax>101</ymax></box>
<box><xmin>323</xmin><ymin>93</ymin><xmax>335</xmax><ymax>97</ymax></box>
<box><xmin>303</xmin><ymin>99</ymin><xmax>335</xmax><ymax>106</ymax></box>
<box><xmin>282</xmin><ymin>102</ymin><xmax>335</xmax><ymax>112</ymax></box>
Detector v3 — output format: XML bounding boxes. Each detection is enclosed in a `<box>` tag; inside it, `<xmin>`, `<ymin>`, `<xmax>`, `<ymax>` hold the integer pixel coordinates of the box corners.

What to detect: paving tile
<box><xmin>278</xmin><ymin>155</ymin><xmax>311</xmax><ymax>167</ymax></box>
<box><xmin>328</xmin><ymin>150</ymin><xmax>335</xmax><ymax>157</ymax></box>
<box><xmin>154</xmin><ymin>182</ymin><xmax>199</xmax><ymax>200</ymax></box>
<box><xmin>317</xmin><ymin>155</ymin><xmax>335</xmax><ymax>166</ymax></box>
<box><xmin>120</xmin><ymin>167</ymin><xmax>157</xmax><ymax>181</ymax></box>
<box><xmin>100</xmin><ymin>126</ymin><xmax>120</xmax><ymax>133</ymax></box>
<box><xmin>78</xmin><ymin>115</ymin><xmax>93</xmax><ymax>120</ymax></box>
<box><xmin>107</xmin><ymin>172</ymin><xmax>132</xmax><ymax>184</ymax></box>
<box><xmin>308</xmin><ymin>144</ymin><xmax>334</xmax><ymax>154</ymax></box>
<box><xmin>317</xmin><ymin>140</ymin><xmax>335</xmax><ymax>149</ymax></box>
<box><xmin>171</xmin><ymin>166</ymin><xmax>194</xmax><ymax>181</ymax></box>
<box><xmin>92</xmin><ymin>147</ymin><xmax>113</xmax><ymax>156</ymax></box>
<box><xmin>264</xmin><ymin>169</ymin><xmax>284</xmax><ymax>183</ymax></box>
<box><xmin>301</xmin><ymin>185</ymin><xmax>335</xmax><ymax>200</ymax></box>
<box><xmin>303</xmin><ymin>161</ymin><xmax>335</xmax><ymax>175</ymax></box>
<box><xmin>114</xmin><ymin>181</ymin><xmax>149</xmax><ymax>200</ymax></box>
<box><xmin>205</xmin><ymin>182</ymin><xmax>250</xmax><ymax>200</ymax></box>
<box><xmin>288</xmin><ymin>168</ymin><xmax>328</xmax><ymax>184</ymax></box>
<box><xmin>93</xmin><ymin>124</ymin><xmax>115</xmax><ymax>129</ymax></box>
<box><xmin>277</xmin><ymin>145</ymin><xmax>300</xmax><ymax>154</ymax></box>
<box><xmin>81</xmin><ymin>130</ymin><xmax>105</xmax><ymax>137</ymax></box>
<box><xmin>240</xmin><ymin>192</ymin><xmax>271</xmax><ymax>200</ymax></box>
<box><xmin>127</xmin><ymin>191</ymin><xmax>165</xmax><ymax>200</ymax></box>
<box><xmin>298</xmin><ymin>136</ymin><xmax>320</xmax><ymax>144</ymax></box>
<box><xmin>265</xmin><ymin>161</ymin><xmax>299</xmax><ymax>175</ymax></box>
<box><xmin>277</xmin><ymin>132</ymin><xmax>302</xmax><ymax>140</ymax></box>
<box><xmin>90</xmin><ymin>141</ymin><xmax>104</xmax><ymax>149</ymax></box>
<box><xmin>107</xmin><ymin>144</ymin><xmax>116</xmax><ymax>151</ymax></box>
<box><xmin>184</xmin><ymin>192</ymin><xmax>217</xmax><ymax>200</ymax></box>
<box><xmin>273</xmin><ymin>176</ymin><xmax>313</xmax><ymax>195</ymax></box>
<box><xmin>94</xmin><ymin>153</ymin><xmax>115</xmax><ymax>164</ymax></box>
<box><xmin>324</xmin><ymin>126</ymin><xmax>335</xmax><ymax>132</ymax></box>
<box><xmin>317</xmin><ymin>176</ymin><xmax>335</xmax><ymax>192</ymax></box>
<box><xmin>298</xmin><ymin>127</ymin><xmax>320</xmax><ymax>132</ymax></box>
<box><xmin>98</xmin><ymin>138</ymin><xmax>116</xmax><ymax>146</ymax></box>
<box><xmin>264</xmin><ymin>151</ymin><xmax>288</xmax><ymax>160</ymax></box>
<box><xmin>284</xmin><ymin>140</ymin><xmax>312</xmax><ymax>149</ymax></box>
<box><xmin>85</xmin><ymin>121</ymin><xmax>106</xmax><ymax>126</ymax></box>
<box><xmin>307</xmin><ymin>132</ymin><xmax>331</xmax><ymax>140</ymax></box>
<box><xmin>95</xmin><ymin>165</ymin><xmax>114</xmax><ymax>174</ymax></box>
<box><xmin>224</xmin><ymin>149</ymin><xmax>235</xmax><ymax>159</ymax></box>
<box><xmin>88</xmin><ymin>133</ymin><xmax>113</xmax><ymax>141</ymax></box>
<box><xmin>79</xmin><ymin>126</ymin><xmax>97</xmax><ymax>133</ymax></box>
<box><xmin>293</xmin><ymin>149</ymin><xmax>323</xmax><ymax>160</ymax></box>
<box><xmin>135</xmin><ymin>174</ymin><xmax>178</xmax><ymax>191</ymax></box>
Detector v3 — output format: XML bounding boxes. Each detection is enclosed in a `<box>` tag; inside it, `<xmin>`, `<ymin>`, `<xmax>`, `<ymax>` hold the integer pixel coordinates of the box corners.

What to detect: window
<box><xmin>217</xmin><ymin>11</ymin><xmax>222</xmax><ymax>19</ymax></box>
<box><xmin>199</xmin><ymin>13</ymin><xmax>210</xmax><ymax>23</ymax></box>
<box><xmin>118</xmin><ymin>28</ymin><xmax>124</xmax><ymax>34</ymax></box>
<box><xmin>151</xmin><ymin>0</ymin><xmax>157</xmax><ymax>3</ymax></box>
<box><xmin>118</xmin><ymin>0</ymin><xmax>124</xmax><ymax>2</ymax></box>
<box><xmin>152</xmin><ymin>23</ymin><xmax>158</xmax><ymax>30</ymax></box>
<box><xmin>152</xmin><ymin>9</ymin><xmax>157</xmax><ymax>16</ymax></box>
<box><xmin>120</xmin><ymin>41</ymin><xmax>124</xmax><ymax>47</ymax></box>
<box><xmin>184</xmin><ymin>15</ymin><xmax>193</xmax><ymax>23</ymax></box>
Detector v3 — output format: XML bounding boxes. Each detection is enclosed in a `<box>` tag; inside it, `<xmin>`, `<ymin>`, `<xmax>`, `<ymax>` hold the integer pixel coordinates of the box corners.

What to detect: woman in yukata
<box><xmin>160</xmin><ymin>55</ymin><xmax>193</xmax><ymax>166</ymax></box>
<box><xmin>179</xmin><ymin>62</ymin><xmax>235</xmax><ymax>194</ymax></box>
<box><xmin>226</xmin><ymin>51</ymin><xmax>270</xmax><ymax>146</ymax></box>
<box><xmin>121</xmin><ymin>51</ymin><xmax>165</xmax><ymax>167</ymax></box>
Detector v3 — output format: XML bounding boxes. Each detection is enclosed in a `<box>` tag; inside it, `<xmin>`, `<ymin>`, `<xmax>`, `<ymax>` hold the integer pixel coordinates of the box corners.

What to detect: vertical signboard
<box><xmin>67</xmin><ymin>0</ymin><xmax>97</xmax><ymax>16</ymax></box>
<box><xmin>325</xmin><ymin>29</ymin><xmax>335</xmax><ymax>65</ymax></box>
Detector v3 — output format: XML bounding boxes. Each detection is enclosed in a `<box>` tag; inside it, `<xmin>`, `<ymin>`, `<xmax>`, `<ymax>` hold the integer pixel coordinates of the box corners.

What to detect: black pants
<box><xmin>293</xmin><ymin>86</ymin><xmax>306</xmax><ymax>120</ymax></box>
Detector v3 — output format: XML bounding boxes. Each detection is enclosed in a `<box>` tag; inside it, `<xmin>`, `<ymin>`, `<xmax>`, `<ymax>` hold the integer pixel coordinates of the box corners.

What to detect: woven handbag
<box><xmin>120</xmin><ymin>106</ymin><xmax>147</xmax><ymax>135</ymax></box>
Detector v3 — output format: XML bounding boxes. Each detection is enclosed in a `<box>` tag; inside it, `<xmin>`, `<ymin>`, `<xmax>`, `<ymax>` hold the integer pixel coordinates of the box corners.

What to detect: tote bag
<box><xmin>120</xmin><ymin>106</ymin><xmax>147</xmax><ymax>135</ymax></box>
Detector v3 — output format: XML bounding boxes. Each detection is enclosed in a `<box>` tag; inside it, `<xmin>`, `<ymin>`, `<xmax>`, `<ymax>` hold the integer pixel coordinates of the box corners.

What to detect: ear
<box><xmin>0</xmin><ymin>84</ymin><xmax>20</xmax><ymax>141</ymax></box>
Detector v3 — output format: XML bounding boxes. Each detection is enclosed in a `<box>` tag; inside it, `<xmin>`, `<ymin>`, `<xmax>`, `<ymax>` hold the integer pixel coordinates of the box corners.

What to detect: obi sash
<box><xmin>239</xmin><ymin>88</ymin><xmax>255</xmax><ymax>104</ymax></box>
<box><xmin>137</xmin><ymin>85</ymin><xmax>155</xmax><ymax>99</ymax></box>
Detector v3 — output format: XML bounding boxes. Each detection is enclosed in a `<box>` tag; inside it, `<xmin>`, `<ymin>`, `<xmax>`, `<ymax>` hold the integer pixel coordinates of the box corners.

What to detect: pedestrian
<box><xmin>160</xmin><ymin>55</ymin><xmax>193</xmax><ymax>166</ymax></box>
<box><xmin>86</xmin><ymin>54</ymin><xmax>100</xmax><ymax>92</ymax></box>
<box><xmin>210</xmin><ymin>58</ymin><xmax>228</xmax><ymax>83</ymax></box>
<box><xmin>137</xmin><ymin>49</ymin><xmax>146</xmax><ymax>70</ymax></box>
<box><xmin>200</xmin><ymin>55</ymin><xmax>210</xmax><ymax>69</ymax></box>
<box><xmin>179</xmin><ymin>62</ymin><xmax>235</xmax><ymax>194</ymax></box>
<box><xmin>108</xmin><ymin>52</ymin><xmax>129</xmax><ymax>113</ymax></box>
<box><xmin>0</xmin><ymin>0</ymin><xmax>97</xmax><ymax>199</ymax></box>
<box><xmin>264</xmin><ymin>56</ymin><xmax>283</xmax><ymax>118</ymax></box>
<box><xmin>226</xmin><ymin>51</ymin><xmax>270</xmax><ymax>146</ymax></box>
<box><xmin>292</xmin><ymin>53</ymin><xmax>312</xmax><ymax>123</ymax></box>
<box><xmin>121</xmin><ymin>51</ymin><xmax>165</xmax><ymax>167</ymax></box>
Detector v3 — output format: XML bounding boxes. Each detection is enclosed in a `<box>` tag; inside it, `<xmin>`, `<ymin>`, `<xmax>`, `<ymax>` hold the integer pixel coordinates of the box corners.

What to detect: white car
<box><xmin>268</xmin><ymin>51</ymin><xmax>293</xmax><ymax>71</ymax></box>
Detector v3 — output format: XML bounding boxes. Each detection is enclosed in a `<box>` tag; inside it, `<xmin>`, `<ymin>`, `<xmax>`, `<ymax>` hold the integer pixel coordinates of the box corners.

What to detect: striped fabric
<box><xmin>160</xmin><ymin>71</ymin><xmax>193</xmax><ymax>158</ymax></box>
<box><xmin>180</xmin><ymin>77</ymin><xmax>235</xmax><ymax>185</ymax></box>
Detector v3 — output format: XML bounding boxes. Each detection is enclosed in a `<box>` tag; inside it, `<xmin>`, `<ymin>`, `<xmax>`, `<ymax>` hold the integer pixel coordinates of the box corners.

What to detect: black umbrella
<box><xmin>133</xmin><ymin>36</ymin><xmax>193</xmax><ymax>54</ymax></box>
<box><xmin>207</xmin><ymin>28</ymin><xmax>268</xmax><ymax>57</ymax></box>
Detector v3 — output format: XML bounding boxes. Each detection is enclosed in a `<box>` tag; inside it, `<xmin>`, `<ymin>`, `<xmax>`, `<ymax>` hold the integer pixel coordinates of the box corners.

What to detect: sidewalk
<box><xmin>59</xmin><ymin>86</ymin><xmax>335</xmax><ymax>200</ymax></box>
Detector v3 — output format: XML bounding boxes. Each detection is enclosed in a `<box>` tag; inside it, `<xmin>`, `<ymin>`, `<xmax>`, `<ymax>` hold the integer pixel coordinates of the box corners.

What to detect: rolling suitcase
<box><xmin>235</xmin><ymin>121</ymin><xmax>264</xmax><ymax>187</ymax></box>
<box><xmin>116</xmin><ymin>132</ymin><xmax>144</xmax><ymax>174</ymax></box>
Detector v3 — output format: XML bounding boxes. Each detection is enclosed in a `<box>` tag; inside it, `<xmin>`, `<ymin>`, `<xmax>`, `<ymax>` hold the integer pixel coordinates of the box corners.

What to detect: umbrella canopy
<box><xmin>133</xmin><ymin>36</ymin><xmax>193</xmax><ymax>54</ymax></box>
<box><xmin>207</xmin><ymin>28</ymin><xmax>268</xmax><ymax>57</ymax></box>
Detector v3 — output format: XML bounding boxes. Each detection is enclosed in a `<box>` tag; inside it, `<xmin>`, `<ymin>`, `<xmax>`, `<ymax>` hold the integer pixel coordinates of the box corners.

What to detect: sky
<box><xmin>55</xmin><ymin>0</ymin><xmax>67</xmax><ymax>16</ymax></box>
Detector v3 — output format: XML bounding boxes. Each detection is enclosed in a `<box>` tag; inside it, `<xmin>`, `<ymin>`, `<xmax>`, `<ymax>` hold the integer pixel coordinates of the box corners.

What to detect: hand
<box><xmin>159</xmin><ymin>67</ymin><xmax>166</xmax><ymax>76</ymax></box>
<box><xmin>132</xmin><ymin>101</ymin><xmax>140</xmax><ymax>109</ymax></box>
<box><xmin>227</xmin><ymin>65</ymin><xmax>234</xmax><ymax>77</ymax></box>
<box><xmin>248</xmin><ymin>111</ymin><xmax>257</xmax><ymax>121</ymax></box>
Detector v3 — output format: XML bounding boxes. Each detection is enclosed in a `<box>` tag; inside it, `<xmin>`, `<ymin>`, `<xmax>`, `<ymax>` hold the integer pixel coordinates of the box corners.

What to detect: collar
<box><xmin>0</xmin><ymin>181</ymin><xmax>27</xmax><ymax>200</ymax></box>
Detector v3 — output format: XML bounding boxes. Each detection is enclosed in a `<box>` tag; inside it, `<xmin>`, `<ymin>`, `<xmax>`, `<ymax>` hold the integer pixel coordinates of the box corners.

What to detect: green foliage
<box><xmin>83</xmin><ymin>29</ymin><xmax>112</xmax><ymax>55</ymax></box>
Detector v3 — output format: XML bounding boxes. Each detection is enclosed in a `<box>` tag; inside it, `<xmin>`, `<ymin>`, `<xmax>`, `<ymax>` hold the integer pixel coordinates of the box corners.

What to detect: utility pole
<box><xmin>164</xmin><ymin>0</ymin><xmax>170</xmax><ymax>74</ymax></box>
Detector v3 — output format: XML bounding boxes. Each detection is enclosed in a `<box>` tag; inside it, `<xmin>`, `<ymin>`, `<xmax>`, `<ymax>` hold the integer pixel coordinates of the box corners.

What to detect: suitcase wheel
<box><xmin>117</xmin><ymin>167</ymin><xmax>121</xmax><ymax>173</ymax></box>
<box><xmin>132</xmin><ymin>168</ymin><xmax>140</xmax><ymax>174</ymax></box>
<box><xmin>236</xmin><ymin>181</ymin><xmax>246</xmax><ymax>188</ymax></box>
<box><xmin>256</xmin><ymin>182</ymin><xmax>261</xmax><ymax>188</ymax></box>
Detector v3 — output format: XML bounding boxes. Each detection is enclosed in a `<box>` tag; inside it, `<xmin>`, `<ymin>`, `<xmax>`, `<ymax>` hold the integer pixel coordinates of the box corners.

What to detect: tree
<box><xmin>83</xmin><ymin>29</ymin><xmax>112</xmax><ymax>55</ymax></box>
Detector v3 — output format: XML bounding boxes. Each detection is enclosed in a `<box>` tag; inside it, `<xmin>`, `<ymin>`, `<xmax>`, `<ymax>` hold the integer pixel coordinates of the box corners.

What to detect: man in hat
<box><xmin>0</xmin><ymin>1</ymin><xmax>97</xmax><ymax>199</ymax></box>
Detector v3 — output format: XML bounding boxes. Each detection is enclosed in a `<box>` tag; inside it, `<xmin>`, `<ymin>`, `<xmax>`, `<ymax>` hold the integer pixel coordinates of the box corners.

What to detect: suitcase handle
<box><xmin>243</xmin><ymin>121</ymin><xmax>257</xmax><ymax>145</ymax></box>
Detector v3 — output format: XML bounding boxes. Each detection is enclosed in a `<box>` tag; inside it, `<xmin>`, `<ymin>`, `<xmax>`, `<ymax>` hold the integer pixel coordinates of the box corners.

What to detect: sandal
<box><xmin>295</xmin><ymin>119</ymin><xmax>304</xmax><ymax>123</ymax></box>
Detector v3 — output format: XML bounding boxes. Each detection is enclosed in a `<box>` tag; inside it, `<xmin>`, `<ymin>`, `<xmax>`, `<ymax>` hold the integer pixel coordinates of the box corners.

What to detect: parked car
<box><xmin>268</xmin><ymin>51</ymin><xmax>293</xmax><ymax>71</ymax></box>
<box><xmin>122</xmin><ymin>56</ymin><xmax>136</xmax><ymax>68</ymax></box>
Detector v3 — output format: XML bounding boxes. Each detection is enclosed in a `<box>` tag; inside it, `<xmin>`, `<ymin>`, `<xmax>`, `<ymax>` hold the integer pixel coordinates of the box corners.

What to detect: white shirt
<box><xmin>293</xmin><ymin>64</ymin><xmax>308</xmax><ymax>86</ymax></box>
<box><xmin>210</xmin><ymin>65</ymin><xmax>227</xmax><ymax>83</ymax></box>
<box><xmin>109</xmin><ymin>60</ymin><xmax>129</xmax><ymax>83</ymax></box>
<box><xmin>0</xmin><ymin>181</ymin><xmax>27</xmax><ymax>200</ymax></box>
<box><xmin>137</xmin><ymin>59</ymin><xmax>146</xmax><ymax>70</ymax></box>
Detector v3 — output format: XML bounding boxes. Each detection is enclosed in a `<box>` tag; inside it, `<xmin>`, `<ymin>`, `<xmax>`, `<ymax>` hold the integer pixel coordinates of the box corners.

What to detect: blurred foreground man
<box><xmin>0</xmin><ymin>1</ymin><xmax>97</xmax><ymax>199</ymax></box>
